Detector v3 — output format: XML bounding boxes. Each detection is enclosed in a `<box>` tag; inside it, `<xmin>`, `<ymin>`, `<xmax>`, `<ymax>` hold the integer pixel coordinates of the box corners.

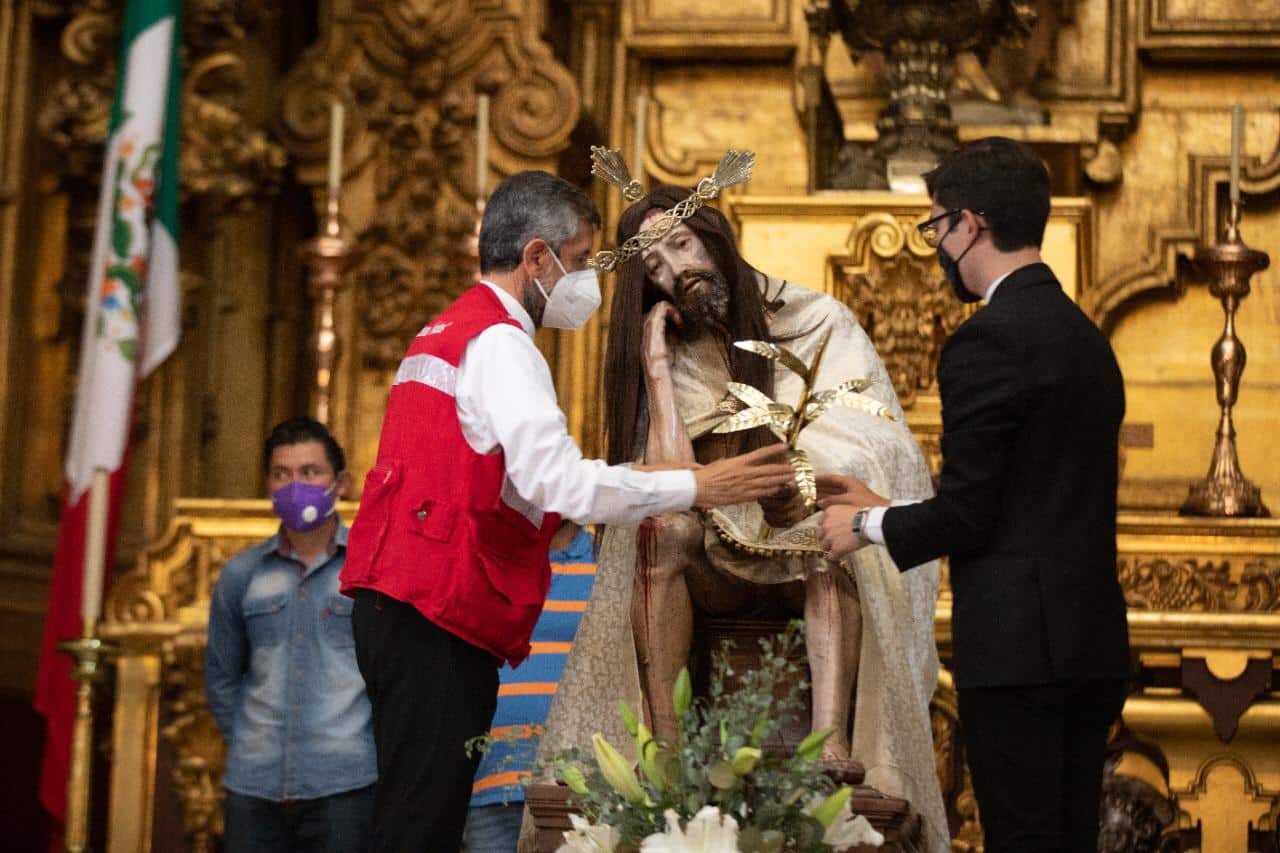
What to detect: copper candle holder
<box><xmin>1181</xmin><ymin>202</ymin><xmax>1271</xmax><ymax>517</ymax></box>
<box><xmin>300</xmin><ymin>193</ymin><xmax>354</xmax><ymax>427</ymax></box>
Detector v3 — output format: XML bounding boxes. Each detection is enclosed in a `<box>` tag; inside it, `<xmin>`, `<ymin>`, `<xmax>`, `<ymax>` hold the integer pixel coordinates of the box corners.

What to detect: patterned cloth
<box><xmin>536</xmin><ymin>277</ymin><xmax>951</xmax><ymax>853</ymax></box>
<box><xmin>470</xmin><ymin>528</ymin><xmax>596</xmax><ymax>806</ymax></box>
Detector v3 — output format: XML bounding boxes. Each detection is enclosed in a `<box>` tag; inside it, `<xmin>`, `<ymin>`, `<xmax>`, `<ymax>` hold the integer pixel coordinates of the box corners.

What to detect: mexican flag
<box><xmin>35</xmin><ymin>0</ymin><xmax>182</xmax><ymax>825</ymax></box>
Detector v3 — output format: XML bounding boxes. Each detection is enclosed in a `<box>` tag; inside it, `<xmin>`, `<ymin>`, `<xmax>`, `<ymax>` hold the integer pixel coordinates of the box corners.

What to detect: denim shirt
<box><xmin>205</xmin><ymin>520</ymin><xmax>377</xmax><ymax>801</ymax></box>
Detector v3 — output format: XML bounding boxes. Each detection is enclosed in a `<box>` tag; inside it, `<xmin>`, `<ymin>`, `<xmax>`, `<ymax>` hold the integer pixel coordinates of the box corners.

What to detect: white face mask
<box><xmin>534</xmin><ymin>249</ymin><xmax>602</xmax><ymax>330</ymax></box>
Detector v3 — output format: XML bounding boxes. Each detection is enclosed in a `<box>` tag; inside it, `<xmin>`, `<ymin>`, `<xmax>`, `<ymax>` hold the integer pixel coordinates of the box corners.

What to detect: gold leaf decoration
<box><xmin>712</xmin><ymin>408</ymin><xmax>777</xmax><ymax>433</ymax></box>
<box><xmin>804</xmin><ymin>389</ymin><xmax>895</xmax><ymax>422</ymax></box>
<box><xmin>733</xmin><ymin>340</ymin><xmax>808</xmax><ymax>379</ymax></box>
<box><xmin>712</xmin><ymin>405</ymin><xmax>794</xmax><ymax>440</ymax></box>
<box><xmin>725</xmin><ymin>381</ymin><xmax>776</xmax><ymax>411</ymax></box>
<box><xmin>718</xmin><ymin>329</ymin><xmax>887</xmax><ymax>543</ymax></box>
<box><xmin>788</xmin><ymin>448</ymin><xmax>817</xmax><ymax>508</ymax></box>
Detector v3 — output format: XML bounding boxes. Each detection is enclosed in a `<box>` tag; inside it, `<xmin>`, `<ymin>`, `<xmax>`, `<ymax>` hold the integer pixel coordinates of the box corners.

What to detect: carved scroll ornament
<box><xmin>1119</xmin><ymin>557</ymin><xmax>1280</xmax><ymax>613</ymax></box>
<box><xmin>832</xmin><ymin>213</ymin><xmax>972</xmax><ymax>409</ymax></box>
<box><xmin>277</xmin><ymin>0</ymin><xmax>581</xmax><ymax>368</ymax></box>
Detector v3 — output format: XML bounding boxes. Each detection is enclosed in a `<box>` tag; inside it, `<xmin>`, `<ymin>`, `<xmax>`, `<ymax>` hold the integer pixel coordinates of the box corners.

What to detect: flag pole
<box><xmin>60</xmin><ymin>467</ymin><xmax>112</xmax><ymax>852</ymax></box>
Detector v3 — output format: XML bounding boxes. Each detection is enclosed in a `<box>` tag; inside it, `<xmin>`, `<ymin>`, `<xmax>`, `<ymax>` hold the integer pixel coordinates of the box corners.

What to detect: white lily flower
<box><xmin>804</xmin><ymin>795</ymin><xmax>884</xmax><ymax>848</ymax></box>
<box><xmin>640</xmin><ymin>806</ymin><xmax>740</xmax><ymax>852</ymax></box>
<box><xmin>824</xmin><ymin>813</ymin><xmax>884</xmax><ymax>848</ymax></box>
<box><xmin>556</xmin><ymin>814</ymin><xmax>620</xmax><ymax>853</ymax></box>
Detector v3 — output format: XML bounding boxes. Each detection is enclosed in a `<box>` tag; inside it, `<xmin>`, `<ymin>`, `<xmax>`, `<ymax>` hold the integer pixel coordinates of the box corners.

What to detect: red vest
<box><xmin>340</xmin><ymin>284</ymin><xmax>561</xmax><ymax>666</ymax></box>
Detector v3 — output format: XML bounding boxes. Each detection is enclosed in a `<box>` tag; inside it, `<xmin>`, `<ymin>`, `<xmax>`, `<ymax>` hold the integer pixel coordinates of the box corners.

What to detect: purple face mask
<box><xmin>271</xmin><ymin>481</ymin><xmax>336</xmax><ymax>532</ymax></box>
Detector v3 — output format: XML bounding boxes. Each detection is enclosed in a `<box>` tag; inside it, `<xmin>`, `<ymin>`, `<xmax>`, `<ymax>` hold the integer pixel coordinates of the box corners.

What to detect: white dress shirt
<box><xmin>452</xmin><ymin>282</ymin><xmax>697</xmax><ymax>526</ymax></box>
<box><xmin>863</xmin><ymin>269</ymin><xmax>1012</xmax><ymax>545</ymax></box>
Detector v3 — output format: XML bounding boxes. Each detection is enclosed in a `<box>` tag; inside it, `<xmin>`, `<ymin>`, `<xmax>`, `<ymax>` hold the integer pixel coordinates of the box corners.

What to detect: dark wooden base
<box><xmin>526</xmin><ymin>781</ymin><xmax>920</xmax><ymax>852</ymax></box>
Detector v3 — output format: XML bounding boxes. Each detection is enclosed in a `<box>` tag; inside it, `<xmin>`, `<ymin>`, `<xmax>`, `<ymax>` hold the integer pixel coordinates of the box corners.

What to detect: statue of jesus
<box><xmin>539</xmin><ymin>178</ymin><xmax>950</xmax><ymax>853</ymax></box>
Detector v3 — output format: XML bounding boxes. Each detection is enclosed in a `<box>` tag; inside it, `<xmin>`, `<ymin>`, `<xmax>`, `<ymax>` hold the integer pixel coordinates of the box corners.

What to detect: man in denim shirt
<box><xmin>207</xmin><ymin>417</ymin><xmax>376</xmax><ymax>851</ymax></box>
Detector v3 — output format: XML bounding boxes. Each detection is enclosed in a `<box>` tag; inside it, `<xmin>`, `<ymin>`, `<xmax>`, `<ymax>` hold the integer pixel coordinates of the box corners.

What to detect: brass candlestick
<box><xmin>300</xmin><ymin>192</ymin><xmax>354</xmax><ymax>427</ymax></box>
<box><xmin>1181</xmin><ymin>201</ymin><xmax>1270</xmax><ymax>517</ymax></box>
<box><xmin>60</xmin><ymin>630</ymin><xmax>112</xmax><ymax>853</ymax></box>
<box><xmin>470</xmin><ymin>196</ymin><xmax>484</xmax><ymax>281</ymax></box>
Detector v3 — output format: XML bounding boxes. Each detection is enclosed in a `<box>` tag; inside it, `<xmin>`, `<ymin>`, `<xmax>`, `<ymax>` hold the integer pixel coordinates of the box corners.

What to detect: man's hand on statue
<box><xmin>818</xmin><ymin>505</ymin><xmax>866</xmax><ymax>559</ymax></box>
<box><xmin>758</xmin><ymin>481</ymin><xmax>810</xmax><ymax>528</ymax></box>
<box><xmin>815</xmin><ymin>474</ymin><xmax>890</xmax><ymax>509</ymax></box>
<box><xmin>642</xmin><ymin>301</ymin><xmax>683</xmax><ymax>371</ymax></box>
<box><xmin>692</xmin><ymin>444</ymin><xmax>797</xmax><ymax>508</ymax></box>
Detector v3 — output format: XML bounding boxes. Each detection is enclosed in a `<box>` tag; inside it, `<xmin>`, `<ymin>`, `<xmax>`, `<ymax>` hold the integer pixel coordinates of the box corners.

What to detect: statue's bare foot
<box><xmin>820</xmin><ymin>739</ymin><xmax>866</xmax><ymax>785</ymax></box>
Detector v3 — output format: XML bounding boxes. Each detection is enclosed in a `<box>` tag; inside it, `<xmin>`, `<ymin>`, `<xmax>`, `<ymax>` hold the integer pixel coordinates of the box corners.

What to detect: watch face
<box><xmin>852</xmin><ymin>509</ymin><xmax>867</xmax><ymax>534</ymax></box>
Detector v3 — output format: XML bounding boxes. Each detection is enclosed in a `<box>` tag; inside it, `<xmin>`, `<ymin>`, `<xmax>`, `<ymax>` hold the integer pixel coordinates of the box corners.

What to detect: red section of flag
<box><xmin>34</xmin><ymin>469</ymin><xmax>129</xmax><ymax>822</ymax></box>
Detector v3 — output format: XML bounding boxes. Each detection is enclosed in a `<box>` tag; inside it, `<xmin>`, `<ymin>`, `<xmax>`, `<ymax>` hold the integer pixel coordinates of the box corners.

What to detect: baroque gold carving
<box><xmin>841</xmin><ymin>253</ymin><xmax>965</xmax><ymax>410</ymax></box>
<box><xmin>182</xmin><ymin>53</ymin><xmax>287</xmax><ymax>208</ymax></box>
<box><xmin>277</xmin><ymin>0</ymin><xmax>580</xmax><ymax>368</ymax></box>
<box><xmin>33</xmin><ymin>1</ymin><xmax>119</xmax><ymax>346</ymax></box>
<box><xmin>161</xmin><ymin>639</ymin><xmax>225</xmax><ymax>853</ymax></box>
<box><xmin>1118</xmin><ymin>557</ymin><xmax>1280</xmax><ymax>613</ymax></box>
<box><xmin>830</xmin><ymin>214</ymin><xmax>971</xmax><ymax>408</ymax></box>
<box><xmin>930</xmin><ymin>670</ymin><xmax>984</xmax><ymax>851</ymax></box>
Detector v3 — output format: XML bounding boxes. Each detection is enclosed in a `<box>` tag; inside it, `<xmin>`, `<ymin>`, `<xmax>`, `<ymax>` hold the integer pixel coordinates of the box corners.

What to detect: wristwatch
<box><xmin>851</xmin><ymin>507</ymin><xmax>870</xmax><ymax>544</ymax></box>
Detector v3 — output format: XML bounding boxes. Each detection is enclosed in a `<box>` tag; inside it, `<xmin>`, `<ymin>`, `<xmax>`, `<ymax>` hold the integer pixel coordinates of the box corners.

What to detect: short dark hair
<box><xmin>923</xmin><ymin>137</ymin><xmax>1051</xmax><ymax>252</ymax></box>
<box><xmin>478</xmin><ymin>171</ymin><xmax>601</xmax><ymax>273</ymax></box>
<box><xmin>262</xmin><ymin>416</ymin><xmax>346</xmax><ymax>475</ymax></box>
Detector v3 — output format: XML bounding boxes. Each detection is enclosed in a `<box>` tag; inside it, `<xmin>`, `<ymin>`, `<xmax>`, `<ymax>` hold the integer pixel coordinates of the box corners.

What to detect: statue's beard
<box><xmin>672</xmin><ymin>268</ymin><xmax>730</xmax><ymax>341</ymax></box>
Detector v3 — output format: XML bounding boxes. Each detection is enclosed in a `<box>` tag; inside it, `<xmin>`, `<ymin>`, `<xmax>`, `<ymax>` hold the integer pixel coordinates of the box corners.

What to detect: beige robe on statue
<box><xmin>534</xmin><ymin>278</ymin><xmax>949</xmax><ymax>853</ymax></box>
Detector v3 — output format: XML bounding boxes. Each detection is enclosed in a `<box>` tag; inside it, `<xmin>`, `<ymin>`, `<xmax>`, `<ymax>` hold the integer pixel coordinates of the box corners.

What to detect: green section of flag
<box><xmin>154</xmin><ymin>1</ymin><xmax>181</xmax><ymax>238</ymax></box>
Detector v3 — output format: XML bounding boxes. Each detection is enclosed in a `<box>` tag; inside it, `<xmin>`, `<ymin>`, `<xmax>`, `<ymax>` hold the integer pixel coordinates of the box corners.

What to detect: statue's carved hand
<box><xmin>643</xmin><ymin>301</ymin><xmax>683</xmax><ymax>375</ymax></box>
<box><xmin>758</xmin><ymin>481</ymin><xmax>810</xmax><ymax>528</ymax></box>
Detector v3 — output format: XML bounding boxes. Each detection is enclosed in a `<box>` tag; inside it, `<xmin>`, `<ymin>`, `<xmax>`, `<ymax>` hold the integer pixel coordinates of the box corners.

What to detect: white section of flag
<box><xmin>141</xmin><ymin>222</ymin><xmax>179</xmax><ymax>376</ymax></box>
<box><xmin>64</xmin><ymin>16</ymin><xmax>176</xmax><ymax>500</ymax></box>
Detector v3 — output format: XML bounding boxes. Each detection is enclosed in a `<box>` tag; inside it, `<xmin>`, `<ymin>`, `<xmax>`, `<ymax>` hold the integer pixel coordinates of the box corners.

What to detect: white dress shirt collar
<box><xmin>982</xmin><ymin>270</ymin><xmax>1014</xmax><ymax>303</ymax></box>
<box><xmin>480</xmin><ymin>280</ymin><xmax>536</xmax><ymax>337</ymax></box>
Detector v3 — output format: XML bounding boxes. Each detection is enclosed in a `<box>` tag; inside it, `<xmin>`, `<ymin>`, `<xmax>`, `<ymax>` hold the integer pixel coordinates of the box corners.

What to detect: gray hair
<box><xmin>479</xmin><ymin>171</ymin><xmax>601</xmax><ymax>274</ymax></box>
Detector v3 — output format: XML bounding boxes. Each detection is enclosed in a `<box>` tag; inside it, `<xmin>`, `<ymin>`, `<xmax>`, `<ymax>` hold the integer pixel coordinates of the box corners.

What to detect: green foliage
<box><xmin>548</xmin><ymin>620</ymin><xmax>848</xmax><ymax>852</ymax></box>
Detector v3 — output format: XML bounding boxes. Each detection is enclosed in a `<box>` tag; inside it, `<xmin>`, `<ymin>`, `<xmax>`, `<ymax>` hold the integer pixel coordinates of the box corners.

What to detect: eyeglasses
<box><xmin>916</xmin><ymin>209</ymin><xmax>983</xmax><ymax>248</ymax></box>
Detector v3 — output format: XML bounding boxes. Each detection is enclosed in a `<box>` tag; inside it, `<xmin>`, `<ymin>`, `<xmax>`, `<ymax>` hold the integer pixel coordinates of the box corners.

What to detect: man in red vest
<box><xmin>340</xmin><ymin>170</ymin><xmax>795</xmax><ymax>851</ymax></box>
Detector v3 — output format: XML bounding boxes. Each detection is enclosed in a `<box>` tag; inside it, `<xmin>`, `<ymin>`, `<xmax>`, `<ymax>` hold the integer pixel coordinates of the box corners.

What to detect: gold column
<box><xmin>107</xmin><ymin>655</ymin><xmax>162</xmax><ymax>853</ymax></box>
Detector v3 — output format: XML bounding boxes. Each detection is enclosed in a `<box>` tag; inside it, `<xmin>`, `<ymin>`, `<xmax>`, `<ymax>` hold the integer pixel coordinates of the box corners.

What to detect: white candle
<box><xmin>1229</xmin><ymin>104</ymin><xmax>1244</xmax><ymax>205</ymax></box>
<box><xmin>476</xmin><ymin>93</ymin><xmax>490</xmax><ymax>200</ymax></box>
<box><xmin>633</xmin><ymin>93</ymin><xmax>647</xmax><ymax>180</ymax></box>
<box><xmin>327</xmin><ymin>100</ymin><xmax>344</xmax><ymax>199</ymax></box>
<box><xmin>80</xmin><ymin>467</ymin><xmax>110</xmax><ymax>631</ymax></box>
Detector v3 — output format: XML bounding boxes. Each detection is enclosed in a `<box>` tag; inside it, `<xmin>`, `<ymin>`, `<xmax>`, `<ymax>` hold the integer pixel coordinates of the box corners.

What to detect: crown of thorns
<box><xmin>587</xmin><ymin>146</ymin><xmax>756</xmax><ymax>272</ymax></box>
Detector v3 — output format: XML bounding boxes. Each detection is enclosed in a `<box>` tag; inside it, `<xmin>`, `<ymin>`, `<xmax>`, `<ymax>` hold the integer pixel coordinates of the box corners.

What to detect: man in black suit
<box><xmin>819</xmin><ymin>137</ymin><xmax>1131</xmax><ymax>853</ymax></box>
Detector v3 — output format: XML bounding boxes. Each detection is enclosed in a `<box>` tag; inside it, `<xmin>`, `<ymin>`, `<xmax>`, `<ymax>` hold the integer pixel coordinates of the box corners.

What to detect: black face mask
<box><xmin>938</xmin><ymin>227</ymin><xmax>983</xmax><ymax>304</ymax></box>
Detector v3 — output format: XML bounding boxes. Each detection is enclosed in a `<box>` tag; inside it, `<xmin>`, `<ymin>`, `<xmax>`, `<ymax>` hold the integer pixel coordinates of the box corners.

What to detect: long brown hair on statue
<box><xmin>604</xmin><ymin>184</ymin><xmax>776</xmax><ymax>466</ymax></box>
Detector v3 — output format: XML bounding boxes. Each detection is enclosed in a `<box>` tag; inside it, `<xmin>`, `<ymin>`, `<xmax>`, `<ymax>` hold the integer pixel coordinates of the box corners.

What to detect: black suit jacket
<box><xmin>882</xmin><ymin>263</ymin><xmax>1131</xmax><ymax>689</ymax></box>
